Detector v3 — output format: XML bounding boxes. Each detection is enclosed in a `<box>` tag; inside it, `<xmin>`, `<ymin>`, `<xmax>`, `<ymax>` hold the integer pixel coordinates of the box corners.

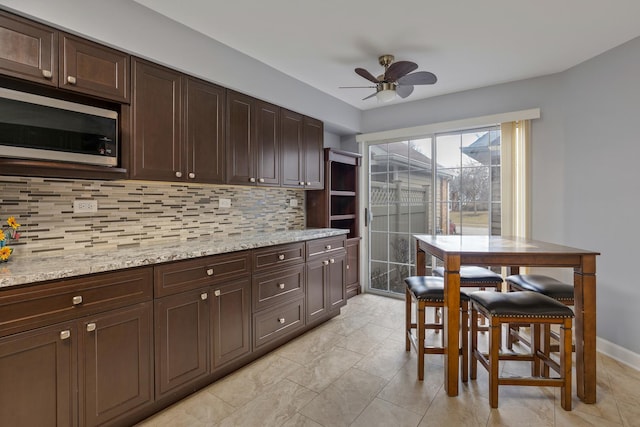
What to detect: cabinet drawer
<box><xmin>0</xmin><ymin>267</ymin><xmax>152</xmax><ymax>338</ymax></box>
<box><xmin>306</xmin><ymin>236</ymin><xmax>346</xmax><ymax>258</ymax></box>
<box><xmin>253</xmin><ymin>242</ymin><xmax>305</xmax><ymax>271</ymax></box>
<box><xmin>253</xmin><ymin>297</ymin><xmax>304</xmax><ymax>349</ymax></box>
<box><xmin>252</xmin><ymin>264</ymin><xmax>304</xmax><ymax>311</ymax></box>
<box><xmin>155</xmin><ymin>251</ymin><xmax>250</xmax><ymax>297</ymax></box>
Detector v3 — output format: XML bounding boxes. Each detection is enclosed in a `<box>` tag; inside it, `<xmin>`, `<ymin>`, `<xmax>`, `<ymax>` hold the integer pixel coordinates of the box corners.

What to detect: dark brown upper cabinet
<box><xmin>280</xmin><ymin>109</ymin><xmax>324</xmax><ymax>189</ymax></box>
<box><xmin>0</xmin><ymin>10</ymin><xmax>57</xmax><ymax>87</ymax></box>
<box><xmin>131</xmin><ymin>59</ymin><xmax>225</xmax><ymax>184</ymax></box>
<box><xmin>0</xmin><ymin>11</ymin><xmax>130</xmax><ymax>103</ymax></box>
<box><xmin>59</xmin><ymin>33</ymin><xmax>129</xmax><ymax>103</ymax></box>
<box><xmin>226</xmin><ymin>90</ymin><xmax>280</xmax><ymax>186</ymax></box>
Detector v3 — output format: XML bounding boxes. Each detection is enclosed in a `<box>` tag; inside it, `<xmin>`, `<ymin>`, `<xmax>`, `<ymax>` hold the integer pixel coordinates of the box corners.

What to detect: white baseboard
<box><xmin>597</xmin><ymin>337</ymin><xmax>640</xmax><ymax>371</ymax></box>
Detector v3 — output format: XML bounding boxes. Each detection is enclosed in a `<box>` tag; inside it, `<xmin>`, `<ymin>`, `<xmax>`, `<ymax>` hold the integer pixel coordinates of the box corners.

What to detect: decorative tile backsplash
<box><xmin>0</xmin><ymin>177</ymin><xmax>306</xmax><ymax>256</ymax></box>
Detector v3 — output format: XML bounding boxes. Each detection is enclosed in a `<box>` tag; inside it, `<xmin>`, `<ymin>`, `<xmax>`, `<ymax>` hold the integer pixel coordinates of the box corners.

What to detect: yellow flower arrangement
<box><xmin>0</xmin><ymin>216</ymin><xmax>21</xmax><ymax>262</ymax></box>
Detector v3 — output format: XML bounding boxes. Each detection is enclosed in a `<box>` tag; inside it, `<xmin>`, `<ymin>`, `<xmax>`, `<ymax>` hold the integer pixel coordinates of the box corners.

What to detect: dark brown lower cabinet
<box><xmin>79</xmin><ymin>302</ymin><xmax>153</xmax><ymax>427</ymax></box>
<box><xmin>328</xmin><ymin>252</ymin><xmax>347</xmax><ymax>310</ymax></box>
<box><xmin>306</xmin><ymin>257</ymin><xmax>329</xmax><ymax>324</ymax></box>
<box><xmin>155</xmin><ymin>289</ymin><xmax>210</xmax><ymax>398</ymax></box>
<box><xmin>0</xmin><ymin>322</ymin><xmax>76</xmax><ymax>427</ymax></box>
<box><xmin>211</xmin><ymin>278</ymin><xmax>252</xmax><ymax>369</ymax></box>
<box><xmin>345</xmin><ymin>238</ymin><xmax>361</xmax><ymax>298</ymax></box>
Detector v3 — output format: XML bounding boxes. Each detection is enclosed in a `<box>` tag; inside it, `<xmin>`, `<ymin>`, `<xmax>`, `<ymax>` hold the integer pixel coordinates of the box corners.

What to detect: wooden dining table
<box><xmin>414</xmin><ymin>234</ymin><xmax>599</xmax><ymax>403</ymax></box>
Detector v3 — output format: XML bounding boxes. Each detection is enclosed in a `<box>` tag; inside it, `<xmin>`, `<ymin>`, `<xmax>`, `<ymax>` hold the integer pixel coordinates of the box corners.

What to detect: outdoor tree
<box><xmin>450</xmin><ymin>164</ymin><xmax>490</xmax><ymax>213</ymax></box>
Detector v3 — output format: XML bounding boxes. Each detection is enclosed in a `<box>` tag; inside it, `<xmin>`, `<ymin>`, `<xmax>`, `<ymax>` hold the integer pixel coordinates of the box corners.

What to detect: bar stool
<box><xmin>469</xmin><ymin>290</ymin><xmax>574</xmax><ymax>410</ymax></box>
<box><xmin>404</xmin><ymin>276</ymin><xmax>469</xmax><ymax>381</ymax></box>
<box><xmin>506</xmin><ymin>274</ymin><xmax>575</xmax><ymax>373</ymax></box>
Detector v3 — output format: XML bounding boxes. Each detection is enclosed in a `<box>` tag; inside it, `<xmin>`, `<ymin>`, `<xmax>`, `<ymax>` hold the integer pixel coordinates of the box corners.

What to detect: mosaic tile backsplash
<box><xmin>0</xmin><ymin>177</ymin><xmax>306</xmax><ymax>256</ymax></box>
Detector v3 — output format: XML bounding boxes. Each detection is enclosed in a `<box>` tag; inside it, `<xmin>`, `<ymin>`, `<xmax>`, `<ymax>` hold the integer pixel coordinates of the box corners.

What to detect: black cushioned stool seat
<box><xmin>469</xmin><ymin>290</ymin><xmax>574</xmax><ymax>410</ymax></box>
<box><xmin>404</xmin><ymin>276</ymin><xmax>469</xmax><ymax>381</ymax></box>
<box><xmin>434</xmin><ymin>266</ymin><xmax>503</xmax><ymax>289</ymax></box>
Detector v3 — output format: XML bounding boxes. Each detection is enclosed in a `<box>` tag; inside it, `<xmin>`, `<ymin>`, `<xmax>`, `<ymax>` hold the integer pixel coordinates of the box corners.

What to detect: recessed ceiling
<box><xmin>134</xmin><ymin>0</ymin><xmax>640</xmax><ymax>110</ymax></box>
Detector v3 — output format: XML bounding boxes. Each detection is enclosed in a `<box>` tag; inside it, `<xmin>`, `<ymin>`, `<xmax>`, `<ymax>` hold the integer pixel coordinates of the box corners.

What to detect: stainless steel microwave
<box><xmin>0</xmin><ymin>87</ymin><xmax>118</xmax><ymax>167</ymax></box>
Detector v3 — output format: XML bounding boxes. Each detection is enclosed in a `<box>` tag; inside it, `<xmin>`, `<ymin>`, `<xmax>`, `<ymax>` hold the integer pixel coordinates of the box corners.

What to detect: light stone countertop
<box><xmin>0</xmin><ymin>228</ymin><xmax>348</xmax><ymax>289</ymax></box>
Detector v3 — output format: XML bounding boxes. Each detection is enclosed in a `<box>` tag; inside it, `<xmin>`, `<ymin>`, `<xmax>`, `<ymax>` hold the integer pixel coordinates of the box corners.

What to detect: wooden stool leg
<box><xmin>561</xmin><ymin>318</ymin><xmax>573</xmax><ymax>411</ymax></box>
<box><xmin>470</xmin><ymin>304</ymin><xmax>478</xmax><ymax>380</ymax></box>
<box><xmin>461</xmin><ymin>300</ymin><xmax>469</xmax><ymax>382</ymax></box>
<box><xmin>489</xmin><ymin>318</ymin><xmax>501</xmax><ymax>408</ymax></box>
<box><xmin>405</xmin><ymin>288</ymin><xmax>411</xmax><ymax>352</ymax></box>
<box><xmin>532</xmin><ymin>323</ymin><xmax>541</xmax><ymax>377</ymax></box>
<box><xmin>417</xmin><ymin>301</ymin><xmax>426</xmax><ymax>381</ymax></box>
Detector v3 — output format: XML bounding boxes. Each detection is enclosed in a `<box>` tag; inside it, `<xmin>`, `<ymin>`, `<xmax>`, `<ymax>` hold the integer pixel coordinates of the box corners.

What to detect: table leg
<box><xmin>574</xmin><ymin>255</ymin><xmax>597</xmax><ymax>403</ymax></box>
<box><xmin>443</xmin><ymin>254</ymin><xmax>460</xmax><ymax>396</ymax></box>
<box><xmin>416</xmin><ymin>241</ymin><xmax>426</xmax><ymax>276</ymax></box>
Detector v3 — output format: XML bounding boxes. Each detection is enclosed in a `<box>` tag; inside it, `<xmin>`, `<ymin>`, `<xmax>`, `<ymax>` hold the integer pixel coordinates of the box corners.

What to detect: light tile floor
<box><xmin>137</xmin><ymin>293</ymin><xmax>640</xmax><ymax>427</ymax></box>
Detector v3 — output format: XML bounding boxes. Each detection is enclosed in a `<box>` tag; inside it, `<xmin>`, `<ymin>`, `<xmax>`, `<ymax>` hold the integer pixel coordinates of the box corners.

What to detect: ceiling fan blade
<box><xmin>396</xmin><ymin>85</ymin><xmax>414</xmax><ymax>99</ymax></box>
<box><xmin>362</xmin><ymin>92</ymin><xmax>377</xmax><ymax>100</ymax></box>
<box><xmin>355</xmin><ymin>68</ymin><xmax>379</xmax><ymax>83</ymax></box>
<box><xmin>384</xmin><ymin>61</ymin><xmax>418</xmax><ymax>82</ymax></box>
<box><xmin>397</xmin><ymin>71</ymin><xmax>437</xmax><ymax>86</ymax></box>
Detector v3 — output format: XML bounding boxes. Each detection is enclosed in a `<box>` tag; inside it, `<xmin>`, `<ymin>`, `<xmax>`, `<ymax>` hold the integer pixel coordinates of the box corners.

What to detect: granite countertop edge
<box><xmin>0</xmin><ymin>228</ymin><xmax>349</xmax><ymax>289</ymax></box>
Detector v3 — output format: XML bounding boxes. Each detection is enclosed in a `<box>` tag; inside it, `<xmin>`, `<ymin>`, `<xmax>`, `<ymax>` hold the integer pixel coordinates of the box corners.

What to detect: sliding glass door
<box><xmin>366</xmin><ymin>126</ymin><xmax>501</xmax><ymax>296</ymax></box>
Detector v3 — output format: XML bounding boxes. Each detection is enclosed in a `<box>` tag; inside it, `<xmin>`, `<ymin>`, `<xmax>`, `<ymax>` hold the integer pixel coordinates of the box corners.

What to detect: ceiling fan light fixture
<box><xmin>376</xmin><ymin>82</ymin><xmax>396</xmax><ymax>102</ymax></box>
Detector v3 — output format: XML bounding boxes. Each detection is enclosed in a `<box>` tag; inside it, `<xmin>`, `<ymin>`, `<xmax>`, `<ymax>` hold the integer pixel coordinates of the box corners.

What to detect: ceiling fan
<box><xmin>341</xmin><ymin>54</ymin><xmax>437</xmax><ymax>102</ymax></box>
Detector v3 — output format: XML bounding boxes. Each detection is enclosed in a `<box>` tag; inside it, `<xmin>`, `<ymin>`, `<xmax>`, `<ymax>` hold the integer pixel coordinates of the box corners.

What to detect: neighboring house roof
<box><xmin>461</xmin><ymin>131</ymin><xmax>500</xmax><ymax>166</ymax></box>
<box><xmin>369</xmin><ymin>142</ymin><xmax>455</xmax><ymax>180</ymax></box>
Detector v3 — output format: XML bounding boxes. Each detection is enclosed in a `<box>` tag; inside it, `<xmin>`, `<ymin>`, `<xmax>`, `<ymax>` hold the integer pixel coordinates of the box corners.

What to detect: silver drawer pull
<box><xmin>60</xmin><ymin>330</ymin><xmax>71</xmax><ymax>340</ymax></box>
<box><xmin>188</xmin><ymin>172</ymin><xmax>196</xmax><ymax>179</ymax></box>
<box><xmin>325</xmin><ymin>245</ymin><xmax>332</xmax><ymax>250</ymax></box>
<box><xmin>86</xmin><ymin>323</ymin><xmax>96</xmax><ymax>332</ymax></box>
<box><xmin>258</xmin><ymin>178</ymin><xmax>265</xmax><ymax>183</ymax></box>
<box><xmin>278</xmin><ymin>318</ymin><xmax>285</xmax><ymax>324</ymax></box>
<box><xmin>206</xmin><ymin>268</ymin><xmax>214</xmax><ymax>276</ymax></box>
<box><xmin>278</xmin><ymin>254</ymin><xmax>285</xmax><ymax>261</ymax></box>
<box><xmin>306</xmin><ymin>182</ymin><xmax>311</xmax><ymax>186</ymax></box>
<box><xmin>330</xmin><ymin>258</ymin><xmax>335</xmax><ymax>264</ymax></box>
<box><xmin>322</xmin><ymin>260</ymin><xmax>329</xmax><ymax>266</ymax></box>
<box><xmin>214</xmin><ymin>289</ymin><xmax>221</xmax><ymax>297</ymax></box>
<box><xmin>72</xmin><ymin>295</ymin><xmax>83</xmax><ymax>305</ymax></box>
<box><xmin>201</xmin><ymin>293</ymin><xmax>208</xmax><ymax>300</ymax></box>
<box><xmin>249</xmin><ymin>177</ymin><xmax>256</xmax><ymax>183</ymax></box>
<box><xmin>175</xmin><ymin>171</ymin><xmax>182</xmax><ymax>178</ymax></box>
<box><xmin>299</xmin><ymin>181</ymin><xmax>305</xmax><ymax>186</ymax></box>
<box><xmin>278</xmin><ymin>283</ymin><xmax>285</xmax><ymax>290</ymax></box>
<box><xmin>42</xmin><ymin>69</ymin><xmax>52</xmax><ymax>79</ymax></box>
<box><xmin>67</xmin><ymin>75</ymin><xmax>77</xmax><ymax>84</ymax></box>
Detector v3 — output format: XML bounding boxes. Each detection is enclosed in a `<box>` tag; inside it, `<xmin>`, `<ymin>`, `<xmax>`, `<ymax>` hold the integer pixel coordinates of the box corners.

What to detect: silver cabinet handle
<box><xmin>278</xmin><ymin>283</ymin><xmax>285</xmax><ymax>290</ymax></box>
<box><xmin>72</xmin><ymin>296</ymin><xmax>83</xmax><ymax>305</ymax></box>
<box><xmin>346</xmin><ymin>265</ymin><xmax>350</xmax><ymax>269</ymax></box>
<box><xmin>206</xmin><ymin>268</ymin><xmax>214</xmax><ymax>276</ymax></box>
<box><xmin>188</xmin><ymin>172</ymin><xmax>195</xmax><ymax>179</ymax></box>
<box><xmin>322</xmin><ymin>260</ymin><xmax>329</xmax><ymax>266</ymax></box>
<box><xmin>42</xmin><ymin>70</ymin><xmax>52</xmax><ymax>79</ymax></box>
<box><xmin>330</xmin><ymin>258</ymin><xmax>335</xmax><ymax>264</ymax></box>
<box><xmin>67</xmin><ymin>76</ymin><xmax>77</xmax><ymax>84</ymax></box>
<box><xmin>201</xmin><ymin>293</ymin><xmax>208</xmax><ymax>300</ymax></box>
<box><xmin>278</xmin><ymin>318</ymin><xmax>285</xmax><ymax>324</ymax></box>
<box><xmin>86</xmin><ymin>323</ymin><xmax>96</xmax><ymax>332</ymax></box>
<box><xmin>306</xmin><ymin>182</ymin><xmax>311</xmax><ymax>186</ymax></box>
<box><xmin>214</xmin><ymin>289</ymin><xmax>221</xmax><ymax>297</ymax></box>
<box><xmin>249</xmin><ymin>177</ymin><xmax>256</xmax><ymax>183</ymax></box>
<box><xmin>326</xmin><ymin>245</ymin><xmax>331</xmax><ymax>250</ymax></box>
<box><xmin>60</xmin><ymin>330</ymin><xmax>71</xmax><ymax>340</ymax></box>
<box><xmin>175</xmin><ymin>171</ymin><xmax>182</xmax><ymax>178</ymax></box>
<box><xmin>278</xmin><ymin>254</ymin><xmax>285</xmax><ymax>261</ymax></box>
<box><xmin>299</xmin><ymin>181</ymin><xmax>305</xmax><ymax>186</ymax></box>
<box><xmin>258</xmin><ymin>178</ymin><xmax>265</xmax><ymax>183</ymax></box>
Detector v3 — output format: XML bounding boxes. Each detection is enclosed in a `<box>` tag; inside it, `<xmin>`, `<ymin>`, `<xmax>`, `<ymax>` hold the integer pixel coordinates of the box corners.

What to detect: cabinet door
<box><xmin>226</xmin><ymin>91</ymin><xmax>255</xmax><ymax>185</ymax></box>
<box><xmin>185</xmin><ymin>78</ymin><xmax>225</xmax><ymax>183</ymax></box>
<box><xmin>0</xmin><ymin>11</ymin><xmax>57</xmax><ymax>86</ymax></box>
<box><xmin>306</xmin><ymin>257</ymin><xmax>328</xmax><ymax>324</ymax></box>
<box><xmin>59</xmin><ymin>33</ymin><xmax>129</xmax><ymax>103</ymax></box>
<box><xmin>131</xmin><ymin>58</ymin><xmax>182</xmax><ymax>181</ymax></box>
<box><xmin>211</xmin><ymin>278</ymin><xmax>251</xmax><ymax>369</ymax></box>
<box><xmin>280</xmin><ymin>109</ymin><xmax>304</xmax><ymax>187</ymax></box>
<box><xmin>0</xmin><ymin>323</ymin><xmax>76</xmax><ymax>427</ymax></box>
<box><xmin>79</xmin><ymin>302</ymin><xmax>153</xmax><ymax>427</ymax></box>
<box><xmin>256</xmin><ymin>100</ymin><xmax>280</xmax><ymax>186</ymax></box>
<box><xmin>303</xmin><ymin>116</ymin><xmax>324</xmax><ymax>189</ymax></box>
<box><xmin>328</xmin><ymin>251</ymin><xmax>346</xmax><ymax>310</ymax></box>
<box><xmin>346</xmin><ymin>239</ymin><xmax>360</xmax><ymax>298</ymax></box>
<box><xmin>155</xmin><ymin>289</ymin><xmax>209</xmax><ymax>398</ymax></box>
